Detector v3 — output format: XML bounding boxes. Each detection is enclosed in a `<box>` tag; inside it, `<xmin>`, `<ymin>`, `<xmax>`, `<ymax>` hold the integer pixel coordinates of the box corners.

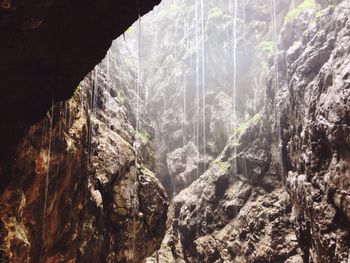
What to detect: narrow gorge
<box><xmin>0</xmin><ymin>0</ymin><xmax>349</xmax><ymax>262</ymax></box>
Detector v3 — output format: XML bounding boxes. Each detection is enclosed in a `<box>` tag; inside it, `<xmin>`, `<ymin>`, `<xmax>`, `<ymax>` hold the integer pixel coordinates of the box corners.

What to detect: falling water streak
<box><xmin>226</xmin><ymin>0</ymin><xmax>232</xmax><ymax>44</ymax></box>
<box><xmin>58</xmin><ymin>102</ymin><xmax>63</xmax><ymax>139</ymax></box>
<box><xmin>40</xmin><ymin>97</ymin><xmax>54</xmax><ymax>262</ymax></box>
<box><xmin>243</xmin><ymin>1</ymin><xmax>247</xmax><ymax>48</ymax></box>
<box><xmin>183</xmin><ymin>76</ymin><xmax>186</xmax><ymax>147</ymax></box>
<box><xmin>271</xmin><ymin>0</ymin><xmax>284</xmax><ymax>183</ymax></box>
<box><xmin>291</xmin><ymin>0</ymin><xmax>296</xmax><ymax>9</ymax></box>
<box><xmin>106</xmin><ymin>50</ymin><xmax>111</xmax><ymax>94</ymax></box>
<box><xmin>88</xmin><ymin>71</ymin><xmax>96</xmax><ymax>165</ymax></box>
<box><xmin>186</xmin><ymin>19</ymin><xmax>189</xmax><ymax>50</ymax></box>
<box><xmin>93</xmin><ymin>69</ymin><xmax>98</xmax><ymax>115</ymax></box>
<box><xmin>232</xmin><ymin>0</ymin><xmax>238</xmax><ymax>176</ymax></box>
<box><xmin>200</xmin><ymin>0</ymin><xmax>205</xmax><ymax>163</ymax></box>
<box><xmin>195</xmin><ymin>0</ymin><xmax>200</xmax><ymax>261</ymax></box>
<box><xmin>80</xmin><ymin>86</ymin><xmax>84</xmax><ymax>113</ymax></box>
<box><xmin>200</xmin><ymin>0</ymin><xmax>208</xmax><ymax>262</ymax></box>
<box><xmin>41</xmin><ymin>118</ymin><xmax>47</xmax><ymax>149</ymax></box>
<box><xmin>132</xmin><ymin>14</ymin><xmax>142</xmax><ymax>261</ymax></box>
<box><xmin>182</xmin><ymin>16</ymin><xmax>187</xmax><ymax>148</ymax></box>
<box><xmin>85</xmin><ymin>70</ymin><xmax>98</xmax><ymax>207</ymax></box>
<box><xmin>64</xmin><ymin>101</ymin><xmax>68</xmax><ymax>127</ymax></box>
<box><xmin>183</xmin><ymin>18</ymin><xmax>186</xmax><ymax>46</ymax></box>
<box><xmin>136</xmin><ymin>17</ymin><xmax>142</xmax><ymax>133</ymax></box>
<box><xmin>67</xmin><ymin>101</ymin><xmax>72</xmax><ymax>130</ymax></box>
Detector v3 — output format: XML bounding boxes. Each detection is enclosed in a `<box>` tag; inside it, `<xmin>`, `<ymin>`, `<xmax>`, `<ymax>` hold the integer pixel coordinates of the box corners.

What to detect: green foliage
<box><xmin>231</xmin><ymin>113</ymin><xmax>262</xmax><ymax>144</ymax></box>
<box><xmin>257</xmin><ymin>41</ymin><xmax>275</xmax><ymax>56</ymax></box>
<box><xmin>207</xmin><ymin>7</ymin><xmax>232</xmax><ymax>33</ymax></box>
<box><xmin>123</xmin><ymin>56</ymin><xmax>134</xmax><ymax>67</ymax></box>
<box><xmin>256</xmin><ymin>40</ymin><xmax>276</xmax><ymax>69</ymax></box>
<box><xmin>117</xmin><ymin>91</ymin><xmax>126</xmax><ymax>105</ymax></box>
<box><xmin>208</xmin><ymin>7</ymin><xmax>224</xmax><ymax>20</ymax></box>
<box><xmin>141</xmin><ymin>165</ymin><xmax>155</xmax><ymax>178</ymax></box>
<box><xmin>285</xmin><ymin>0</ymin><xmax>318</xmax><ymax>22</ymax></box>
<box><xmin>136</xmin><ymin>130</ymin><xmax>149</xmax><ymax>144</ymax></box>
<box><xmin>214</xmin><ymin>160</ymin><xmax>230</xmax><ymax>173</ymax></box>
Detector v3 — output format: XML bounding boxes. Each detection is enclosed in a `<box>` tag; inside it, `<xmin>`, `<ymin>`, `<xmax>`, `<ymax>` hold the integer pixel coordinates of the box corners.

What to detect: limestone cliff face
<box><xmin>138</xmin><ymin>0</ymin><xmax>293</xmax><ymax>196</ymax></box>
<box><xmin>130</xmin><ymin>0</ymin><xmax>350</xmax><ymax>262</ymax></box>
<box><xmin>1</xmin><ymin>0</ymin><xmax>349</xmax><ymax>262</ymax></box>
<box><xmin>0</xmin><ymin>42</ymin><xmax>168</xmax><ymax>262</ymax></box>
<box><xmin>280</xmin><ymin>2</ymin><xmax>350</xmax><ymax>261</ymax></box>
<box><xmin>173</xmin><ymin>116</ymin><xmax>301</xmax><ymax>262</ymax></box>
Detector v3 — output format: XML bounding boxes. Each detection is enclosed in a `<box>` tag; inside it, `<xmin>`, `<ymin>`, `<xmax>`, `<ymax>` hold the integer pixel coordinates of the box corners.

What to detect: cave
<box><xmin>1</xmin><ymin>0</ymin><xmax>350</xmax><ymax>262</ymax></box>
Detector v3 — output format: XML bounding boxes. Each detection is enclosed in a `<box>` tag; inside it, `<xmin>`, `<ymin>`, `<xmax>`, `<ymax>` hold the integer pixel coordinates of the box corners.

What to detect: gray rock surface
<box><xmin>279</xmin><ymin>2</ymin><xmax>350</xmax><ymax>261</ymax></box>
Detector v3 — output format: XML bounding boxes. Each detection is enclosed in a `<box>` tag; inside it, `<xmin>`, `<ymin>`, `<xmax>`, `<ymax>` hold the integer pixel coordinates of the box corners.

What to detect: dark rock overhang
<box><xmin>0</xmin><ymin>0</ymin><xmax>161</xmax><ymax>161</ymax></box>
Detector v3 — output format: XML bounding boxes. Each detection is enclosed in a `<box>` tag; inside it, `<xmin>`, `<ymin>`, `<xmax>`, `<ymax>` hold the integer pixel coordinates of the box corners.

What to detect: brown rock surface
<box><xmin>0</xmin><ymin>44</ymin><xmax>168</xmax><ymax>262</ymax></box>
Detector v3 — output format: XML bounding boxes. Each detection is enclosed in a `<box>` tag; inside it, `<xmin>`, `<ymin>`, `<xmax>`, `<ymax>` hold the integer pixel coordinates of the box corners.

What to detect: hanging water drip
<box><xmin>242</xmin><ymin>0</ymin><xmax>247</xmax><ymax>49</ymax></box>
<box><xmin>58</xmin><ymin>102</ymin><xmax>64</xmax><ymax>140</ymax></box>
<box><xmin>199</xmin><ymin>2</ymin><xmax>208</xmax><ymax>262</ymax></box>
<box><xmin>39</xmin><ymin>95</ymin><xmax>54</xmax><ymax>262</ymax></box>
<box><xmin>271</xmin><ymin>0</ymin><xmax>285</xmax><ymax>182</ymax></box>
<box><xmin>232</xmin><ymin>0</ymin><xmax>238</xmax><ymax>177</ymax></box>
<box><xmin>195</xmin><ymin>1</ymin><xmax>201</xmax><ymax>262</ymax></box>
<box><xmin>130</xmin><ymin>12</ymin><xmax>142</xmax><ymax>262</ymax></box>
<box><xmin>106</xmin><ymin>50</ymin><xmax>111</xmax><ymax>94</ymax></box>
<box><xmin>201</xmin><ymin>0</ymin><xmax>206</xmax><ymax>164</ymax></box>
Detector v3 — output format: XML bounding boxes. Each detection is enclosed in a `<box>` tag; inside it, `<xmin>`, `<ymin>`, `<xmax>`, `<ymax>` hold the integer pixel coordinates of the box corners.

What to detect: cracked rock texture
<box><xmin>279</xmin><ymin>2</ymin><xmax>350</xmax><ymax>262</ymax></box>
<box><xmin>0</xmin><ymin>41</ymin><xmax>168</xmax><ymax>263</ymax></box>
<box><xmin>1</xmin><ymin>0</ymin><xmax>350</xmax><ymax>262</ymax></box>
<box><xmin>138</xmin><ymin>0</ymin><xmax>350</xmax><ymax>262</ymax></box>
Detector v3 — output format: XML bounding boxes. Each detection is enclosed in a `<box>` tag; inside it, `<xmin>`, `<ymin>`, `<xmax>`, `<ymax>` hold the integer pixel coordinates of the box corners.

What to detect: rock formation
<box><xmin>1</xmin><ymin>0</ymin><xmax>349</xmax><ymax>262</ymax></box>
<box><xmin>280</xmin><ymin>2</ymin><xmax>350</xmax><ymax>261</ymax></box>
<box><xmin>0</xmin><ymin>41</ymin><xmax>168</xmax><ymax>262</ymax></box>
<box><xmin>131</xmin><ymin>0</ymin><xmax>350</xmax><ymax>262</ymax></box>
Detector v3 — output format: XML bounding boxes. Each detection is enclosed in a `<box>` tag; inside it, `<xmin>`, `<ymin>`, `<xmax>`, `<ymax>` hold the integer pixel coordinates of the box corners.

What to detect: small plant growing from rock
<box><xmin>117</xmin><ymin>91</ymin><xmax>126</xmax><ymax>105</ymax></box>
<box><xmin>213</xmin><ymin>160</ymin><xmax>230</xmax><ymax>173</ymax></box>
<box><xmin>285</xmin><ymin>0</ymin><xmax>318</xmax><ymax>22</ymax></box>
<box><xmin>256</xmin><ymin>41</ymin><xmax>275</xmax><ymax>68</ymax></box>
<box><xmin>136</xmin><ymin>130</ymin><xmax>149</xmax><ymax>144</ymax></box>
<box><xmin>231</xmin><ymin>112</ymin><xmax>262</xmax><ymax>145</ymax></box>
<box><xmin>141</xmin><ymin>165</ymin><xmax>155</xmax><ymax>177</ymax></box>
<box><xmin>257</xmin><ymin>41</ymin><xmax>275</xmax><ymax>56</ymax></box>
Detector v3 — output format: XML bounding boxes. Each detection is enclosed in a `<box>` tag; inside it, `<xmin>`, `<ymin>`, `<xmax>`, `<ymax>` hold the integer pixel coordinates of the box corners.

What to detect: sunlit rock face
<box><xmin>278</xmin><ymin>2</ymin><xmax>350</xmax><ymax>261</ymax></box>
<box><xmin>0</xmin><ymin>0</ymin><xmax>161</xmax><ymax>162</ymax></box>
<box><xmin>0</xmin><ymin>47</ymin><xmax>168</xmax><ymax>262</ymax></box>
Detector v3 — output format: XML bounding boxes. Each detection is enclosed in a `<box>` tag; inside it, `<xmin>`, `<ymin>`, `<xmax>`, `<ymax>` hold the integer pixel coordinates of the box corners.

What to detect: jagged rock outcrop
<box><xmin>172</xmin><ymin>115</ymin><xmax>301</xmax><ymax>262</ymax></box>
<box><xmin>1</xmin><ymin>0</ymin><xmax>349</xmax><ymax>262</ymax></box>
<box><xmin>278</xmin><ymin>2</ymin><xmax>350</xmax><ymax>262</ymax></box>
<box><xmin>0</xmin><ymin>41</ymin><xmax>168</xmax><ymax>262</ymax></box>
<box><xmin>0</xmin><ymin>0</ymin><xmax>161</xmax><ymax>161</ymax></box>
<box><xmin>141</xmin><ymin>0</ymin><xmax>350</xmax><ymax>262</ymax></box>
<box><xmin>137</xmin><ymin>0</ymin><xmax>294</xmax><ymax>195</ymax></box>
<box><xmin>166</xmin><ymin>142</ymin><xmax>212</xmax><ymax>194</ymax></box>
